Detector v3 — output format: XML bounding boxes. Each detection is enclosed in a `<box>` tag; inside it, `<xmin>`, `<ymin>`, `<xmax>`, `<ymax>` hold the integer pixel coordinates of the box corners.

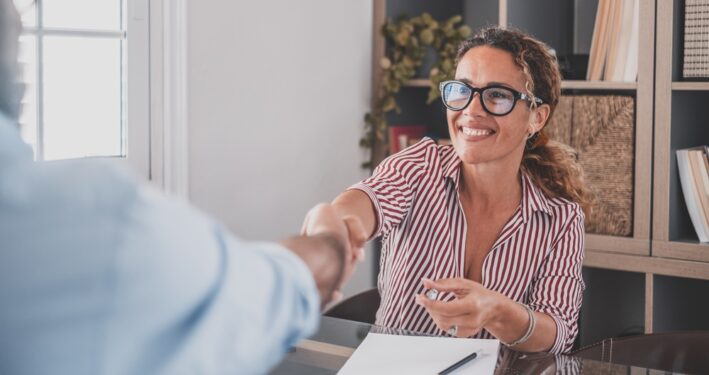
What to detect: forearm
<box><xmin>332</xmin><ymin>190</ymin><xmax>377</xmax><ymax>239</ymax></box>
<box><xmin>280</xmin><ymin>233</ymin><xmax>346</xmax><ymax>309</ymax></box>
<box><xmin>486</xmin><ymin>297</ymin><xmax>556</xmax><ymax>352</ymax></box>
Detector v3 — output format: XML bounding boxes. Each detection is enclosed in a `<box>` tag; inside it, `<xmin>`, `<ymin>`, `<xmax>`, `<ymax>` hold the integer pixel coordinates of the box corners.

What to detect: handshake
<box><xmin>282</xmin><ymin>203</ymin><xmax>369</xmax><ymax>309</ymax></box>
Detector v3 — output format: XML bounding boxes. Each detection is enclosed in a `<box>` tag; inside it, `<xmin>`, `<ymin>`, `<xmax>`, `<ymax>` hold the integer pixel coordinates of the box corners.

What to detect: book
<box><xmin>388</xmin><ymin>125</ymin><xmax>426</xmax><ymax>155</ymax></box>
<box><xmin>689</xmin><ymin>149</ymin><xmax>709</xmax><ymax>234</ymax></box>
<box><xmin>605</xmin><ymin>0</ymin><xmax>637</xmax><ymax>81</ymax></box>
<box><xmin>677</xmin><ymin>148</ymin><xmax>709</xmax><ymax>242</ymax></box>
<box><xmin>586</xmin><ymin>0</ymin><xmax>612</xmax><ymax>80</ymax></box>
<box><xmin>588</xmin><ymin>0</ymin><xmax>639</xmax><ymax>81</ymax></box>
<box><xmin>623</xmin><ymin>0</ymin><xmax>640</xmax><ymax>81</ymax></box>
<box><xmin>602</xmin><ymin>0</ymin><xmax>625</xmax><ymax>80</ymax></box>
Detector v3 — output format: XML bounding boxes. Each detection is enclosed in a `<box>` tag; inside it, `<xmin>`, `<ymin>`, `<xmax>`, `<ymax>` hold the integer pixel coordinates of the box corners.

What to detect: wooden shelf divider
<box><xmin>653</xmin><ymin>241</ymin><xmax>709</xmax><ymax>263</ymax></box>
<box><xmin>561</xmin><ymin>80</ymin><xmax>637</xmax><ymax>90</ymax></box>
<box><xmin>671</xmin><ymin>81</ymin><xmax>709</xmax><ymax>91</ymax></box>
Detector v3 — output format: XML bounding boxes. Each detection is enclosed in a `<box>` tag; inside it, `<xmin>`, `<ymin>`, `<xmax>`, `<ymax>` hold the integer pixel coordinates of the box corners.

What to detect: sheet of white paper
<box><xmin>337</xmin><ymin>333</ymin><xmax>499</xmax><ymax>375</ymax></box>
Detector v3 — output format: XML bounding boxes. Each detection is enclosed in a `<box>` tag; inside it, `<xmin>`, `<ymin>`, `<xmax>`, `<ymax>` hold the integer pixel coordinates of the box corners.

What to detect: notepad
<box><xmin>337</xmin><ymin>333</ymin><xmax>499</xmax><ymax>375</ymax></box>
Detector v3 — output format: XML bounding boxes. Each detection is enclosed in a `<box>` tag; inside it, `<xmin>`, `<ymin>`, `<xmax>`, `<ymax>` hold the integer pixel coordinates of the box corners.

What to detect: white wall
<box><xmin>186</xmin><ymin>1</ymin><xmax>374</xmax><ymax>296</ymax></box>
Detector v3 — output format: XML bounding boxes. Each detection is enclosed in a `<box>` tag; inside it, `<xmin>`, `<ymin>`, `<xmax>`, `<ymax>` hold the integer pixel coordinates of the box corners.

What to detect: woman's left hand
<box><xmin>415</xmin><ymin>277</ymin><xmax>503</xmax><ymax>338</ymax></box>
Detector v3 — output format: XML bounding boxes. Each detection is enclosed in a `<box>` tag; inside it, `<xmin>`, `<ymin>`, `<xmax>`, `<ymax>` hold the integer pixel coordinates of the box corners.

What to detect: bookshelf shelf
<box><xmin>653</xmin><ymin>240</ymin><xmax>709</xmax><ymax>263</ymax></box>
<box><xmin>561</xmin><ymin>80</ymin><xmax>637</xmax><ymax>90</ymax></box>
<box><xmin>403</xmin><ymin>79</ymin><xmax>430</xmax><ymax>88</ymax></box>
<box><xmin>586</xmin><ymin>234</ymin><xmax>649</xmax><ymax>256</ymax></box>
<box><xmin>671</xmin><ymin>81</ymin><xmax>709</xmax><ymax>91</ymax></box>
<box><xmin>585</xmin><ymin>249</ymin><xmax>709</xmax><ymax>281</ymax></box>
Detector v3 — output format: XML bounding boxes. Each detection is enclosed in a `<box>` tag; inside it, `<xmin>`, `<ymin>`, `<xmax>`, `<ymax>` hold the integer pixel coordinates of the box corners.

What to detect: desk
<box><xmin>271</xmin><ymin>317</ymin><xmax>666</xmax><ymax>374</ymax></box>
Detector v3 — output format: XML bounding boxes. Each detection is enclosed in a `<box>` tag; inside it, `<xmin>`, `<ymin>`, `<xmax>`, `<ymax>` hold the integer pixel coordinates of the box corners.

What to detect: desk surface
<box><xmin>271</xmin><ymin>317</ymin><xmax>673</xmax><ymax>374</ymax></box>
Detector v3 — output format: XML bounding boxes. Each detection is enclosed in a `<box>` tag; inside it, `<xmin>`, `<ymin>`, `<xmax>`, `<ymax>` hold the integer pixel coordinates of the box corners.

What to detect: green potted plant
<box><xmin>362</xmin><ymin>13</ymin><xmax>471</xmax><ymax>168</ymax></box>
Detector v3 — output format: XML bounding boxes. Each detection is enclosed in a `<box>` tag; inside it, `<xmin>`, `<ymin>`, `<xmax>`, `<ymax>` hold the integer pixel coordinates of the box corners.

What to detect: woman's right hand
<box><xmin>301</xmin><ymin>203</ymin><xmax>368</xmax><ymax>298</ymax></box>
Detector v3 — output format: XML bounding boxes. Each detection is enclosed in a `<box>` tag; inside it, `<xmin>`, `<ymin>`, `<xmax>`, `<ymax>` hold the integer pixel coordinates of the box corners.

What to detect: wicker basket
<box><xmin>545</xmin><ymin>95</ymin><xmax>635</xmax><ymax>237</ymax></box>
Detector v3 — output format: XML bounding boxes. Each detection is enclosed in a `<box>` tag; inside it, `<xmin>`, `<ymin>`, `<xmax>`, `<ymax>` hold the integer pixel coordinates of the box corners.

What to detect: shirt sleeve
<box><xmin>527</xmin><ymin>205</ymin><xmax>586</xmax><ymax>354</ymax></box>
<box><xmin>348</xmin><ymin>139</ymin><xmax>433</xmax><ymax>238</ymax></box>
<box><xmin>110</xmin><ymin>187</ymin><xmax>320</xmax><ymax>374</ymax></box>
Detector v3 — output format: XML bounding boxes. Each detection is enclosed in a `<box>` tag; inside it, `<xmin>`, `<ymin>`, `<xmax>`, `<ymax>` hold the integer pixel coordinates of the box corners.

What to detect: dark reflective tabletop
<box><xmin>271</xmin><ymin>317</ymin><xmax>684</xmax><ymax>374</ymax></box>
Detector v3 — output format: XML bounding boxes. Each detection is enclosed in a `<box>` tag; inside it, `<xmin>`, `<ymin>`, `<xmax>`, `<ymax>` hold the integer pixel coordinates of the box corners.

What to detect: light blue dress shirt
<box><xmin>0</xmin><ymin>113</ymin><xmax>320</xmax><ymax>374</ymax></box>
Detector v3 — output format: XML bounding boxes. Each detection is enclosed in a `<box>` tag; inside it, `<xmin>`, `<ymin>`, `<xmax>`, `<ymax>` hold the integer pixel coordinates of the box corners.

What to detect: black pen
<box><xmin>437</xmin><ymin>351</ymin><xmax>478</xmax><ymax>375</ymax></box>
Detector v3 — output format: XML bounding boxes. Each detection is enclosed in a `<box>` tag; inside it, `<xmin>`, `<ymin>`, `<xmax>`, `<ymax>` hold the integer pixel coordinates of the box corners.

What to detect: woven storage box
<box><xmin>683</xmin><ymin>0</ymin><xmax>709</xmax><ymax>79</ymax></box>
<box><xmin>545</xmin><ymin>95</ymin><xmax>635</xmax><ymax>237</ymax></box>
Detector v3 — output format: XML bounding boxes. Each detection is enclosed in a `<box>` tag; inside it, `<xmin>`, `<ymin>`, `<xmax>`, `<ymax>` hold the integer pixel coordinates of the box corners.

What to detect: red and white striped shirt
<box><xmin>350</xmin><ymin>138</ymin><xmax>585</xmax><ymax>354</ymax></box>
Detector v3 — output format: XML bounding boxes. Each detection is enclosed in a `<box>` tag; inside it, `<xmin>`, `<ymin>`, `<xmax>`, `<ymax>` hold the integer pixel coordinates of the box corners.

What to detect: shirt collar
<box><xmin>442</xmin><ymin>146</ymin><xmax>553</xmax><ymax>220</ymax></box>
<box><xmin>442</xmin><ymin>145</ymin><xmax>463</xmax><ymax>185</ymax></box>
<box><xmin>519</xmin><ymin>172</ymin><xmax>553</xmax><ymax>220</ymax></box>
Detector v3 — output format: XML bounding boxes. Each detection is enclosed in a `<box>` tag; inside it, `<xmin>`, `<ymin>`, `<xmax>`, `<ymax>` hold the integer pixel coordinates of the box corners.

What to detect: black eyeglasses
<box><xmin>439</xmin><ymin>80</ymin><xmax>543</xmax><ymax>116</ymax></box>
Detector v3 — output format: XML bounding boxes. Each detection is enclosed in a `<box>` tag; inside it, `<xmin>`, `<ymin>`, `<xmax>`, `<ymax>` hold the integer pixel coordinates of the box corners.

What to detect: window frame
<box><xmin>15</xmin><ymin>0</ymin><xmax>189</xmax><ymax>192</ymax></box>
<box><xmin>17</xmin><ymin>0</ymin><xmax>151</xmax><ymax>179</ymax></box>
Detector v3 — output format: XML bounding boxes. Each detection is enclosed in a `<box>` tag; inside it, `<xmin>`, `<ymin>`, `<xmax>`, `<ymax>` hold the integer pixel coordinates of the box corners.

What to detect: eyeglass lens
<box><xmin>442</xmin><ymin>82</ymin><xmax>516</xmax><ymax>115</ymax></box>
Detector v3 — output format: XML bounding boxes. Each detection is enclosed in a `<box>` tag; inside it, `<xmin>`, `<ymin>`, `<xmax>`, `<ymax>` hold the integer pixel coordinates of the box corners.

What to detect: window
<box><xmin>13</xmin><ymin>0</ymin><xmax>150</xmax><ymax>178</ymax></box>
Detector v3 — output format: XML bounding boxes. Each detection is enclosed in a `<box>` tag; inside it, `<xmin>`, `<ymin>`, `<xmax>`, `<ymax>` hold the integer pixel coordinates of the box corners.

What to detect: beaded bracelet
<box><xmin>506</xmin><ymin>303</ymin><xmax>536</xmax><ymax>347</ymax></box>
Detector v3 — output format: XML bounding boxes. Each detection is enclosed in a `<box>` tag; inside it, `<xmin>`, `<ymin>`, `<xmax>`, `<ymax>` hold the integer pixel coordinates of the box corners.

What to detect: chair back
<box><xmin>323</xmin><ymin>288</ymin><xmax>380</xmax><ymax>324</ymax></box>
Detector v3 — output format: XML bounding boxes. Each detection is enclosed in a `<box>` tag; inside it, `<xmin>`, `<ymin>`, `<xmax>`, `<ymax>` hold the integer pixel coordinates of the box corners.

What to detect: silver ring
<box><xmin>447</xmin><ymin>325</ymin><xmax>458</xmax><ymax>337</ymax></box>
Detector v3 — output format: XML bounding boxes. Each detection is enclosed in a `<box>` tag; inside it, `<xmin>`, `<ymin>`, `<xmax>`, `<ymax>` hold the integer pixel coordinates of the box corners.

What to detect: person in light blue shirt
<box><xmin>0</xmin><ymin>1</ymin><xmax>365</xmax><ymax>374</ymax></box>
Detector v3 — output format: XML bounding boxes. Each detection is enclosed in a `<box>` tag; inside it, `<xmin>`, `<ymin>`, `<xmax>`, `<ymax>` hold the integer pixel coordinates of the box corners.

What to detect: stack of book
<box><xmin>586</xmin><ymin>0</ymin><xmax>639</xmax><ymax>81</ymax></box>
<box><xmin>683</xmin><ymin>0</ymin><xmax>709</xmax><ymax>79</ymax></box>
<box><xmin>387</xmin><ymin>125</ymin><xmax>452</xmax><ymax>155</ymax></box>
<box><xmin>388</xmin><ymin>125</ymin><xmax>426</xmax><ymax>155</ymax></box>
<box><xmin>677</xmin><ymin>147</ymin><xmax>709</xmax><ymax>242</ymax></box>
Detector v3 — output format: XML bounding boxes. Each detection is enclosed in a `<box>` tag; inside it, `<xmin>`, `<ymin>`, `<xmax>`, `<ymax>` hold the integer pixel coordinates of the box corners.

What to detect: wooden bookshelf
<box><xmin>652</xmin><ymin>0</ymin><xmax>709</xmax><ymax>334</ymax></box>
<box><xmin>653</xmin><ymin>0</ymin><xmax>709</xmax><ymax>273</ymax></box>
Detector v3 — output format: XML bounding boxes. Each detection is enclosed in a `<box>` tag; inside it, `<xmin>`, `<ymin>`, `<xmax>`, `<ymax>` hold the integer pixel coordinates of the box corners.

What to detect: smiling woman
<box><xmin>303</xmin><ymin>26</ymin><xmax>593</xmax><ymax>355</ymax></box>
